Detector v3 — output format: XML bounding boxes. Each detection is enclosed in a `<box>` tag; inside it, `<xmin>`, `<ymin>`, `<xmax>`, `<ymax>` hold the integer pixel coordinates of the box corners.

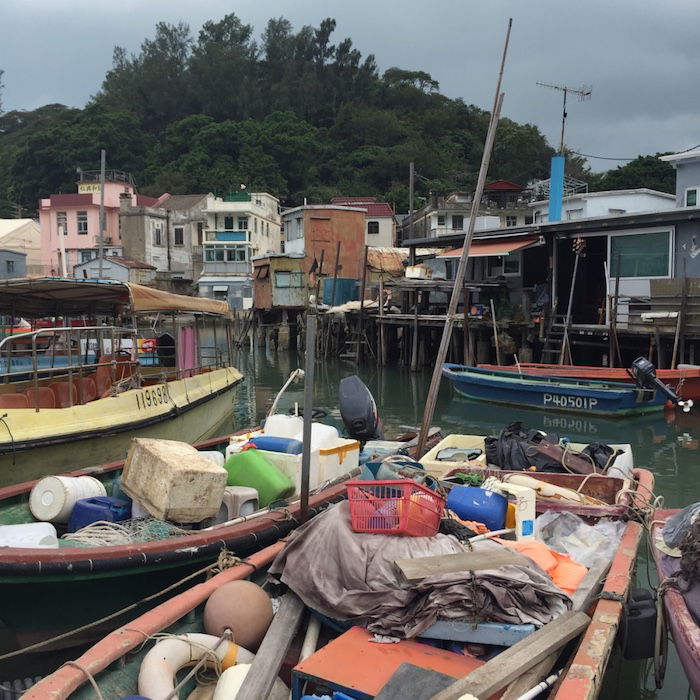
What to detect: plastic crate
<box><xmin>345</xmin><ymin>479</ymin><xmax>445</xmax><ymax>536</ymax></box>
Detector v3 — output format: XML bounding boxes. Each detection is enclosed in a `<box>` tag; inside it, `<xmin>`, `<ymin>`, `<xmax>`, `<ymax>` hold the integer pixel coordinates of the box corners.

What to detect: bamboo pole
<box><xmin>415</xmin><ymin>19</ymin><xmax>512</xmax><ymax>458</ymax></box>
<box><xmin>490</xmin><ymin>298</ymin><xmax>502</xmax><ymax>365</ymax></box>
<box><xmin>356</xmin><ymin>245</ymin><xmax>369</xmax><ymax>363</ymax></box>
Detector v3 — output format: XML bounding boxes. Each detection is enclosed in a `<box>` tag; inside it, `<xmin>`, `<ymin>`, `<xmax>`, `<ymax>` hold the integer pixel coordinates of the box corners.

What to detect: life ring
<box><xmin>140</xmin><ymin>339</ymin><xmax>157</xmax><ymax>354</ymax></box>
<box><xmin>138</xmin><ymin>633</ymin><xmax>254</xmax><ymax>700</ymax></box>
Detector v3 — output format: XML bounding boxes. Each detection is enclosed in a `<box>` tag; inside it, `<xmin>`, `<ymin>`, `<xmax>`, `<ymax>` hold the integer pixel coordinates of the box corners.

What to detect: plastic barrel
<box><xmin>446</xmin><ymin>486</ymin><xmax>508</xmax><ymax>531</ymax></box>
<box><xmin>29</xmin><ymin>476</ymin><xmax>107</xmax><ymax>523</ymax></box>
<box><xmin>245</xmin><ymin>436</ymin><xmax>304</xmax><ymax>454</ymax></box>
<box><xmin>0</xmin><ymin>522</ymin><xmax>59</xmax><ymax>548</ymax></box>
<box><xmin>223</xmin><ymin>450</ymin><xmax>295</xmax><ymax>507</ymax></box>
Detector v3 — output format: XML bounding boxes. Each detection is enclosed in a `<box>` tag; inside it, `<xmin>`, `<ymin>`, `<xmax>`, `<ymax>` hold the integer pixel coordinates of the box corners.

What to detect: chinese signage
<box><xmin>78</xmin><ymin>183</ymin><xmax>102</xmax><ymax>194</ymax></box>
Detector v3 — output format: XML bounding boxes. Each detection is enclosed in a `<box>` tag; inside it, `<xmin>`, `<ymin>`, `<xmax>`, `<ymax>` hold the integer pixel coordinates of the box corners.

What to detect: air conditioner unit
<box><xmin>104</xmin><ymin>237</ymin><xmax>113</xmax><ymax>245</ymax></box>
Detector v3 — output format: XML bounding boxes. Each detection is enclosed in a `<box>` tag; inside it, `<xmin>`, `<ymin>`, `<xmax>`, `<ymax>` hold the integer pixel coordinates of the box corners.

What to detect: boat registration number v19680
<box><xmin>543</xmin><ymin>393</ymin><xmax>598</xmax><ymax>410</ymax></box>
<box><xmin>135</xmin><ymin>386</ymin><xmax>170</xmax><ymax>411</ymax></box>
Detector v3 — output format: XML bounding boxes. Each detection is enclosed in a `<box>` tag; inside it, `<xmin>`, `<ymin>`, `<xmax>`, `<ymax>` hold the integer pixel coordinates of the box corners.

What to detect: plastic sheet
<box><xmin>534</xmin><ymin>510</ymin><xmax>625</xmax><ymax>568</ymax></box>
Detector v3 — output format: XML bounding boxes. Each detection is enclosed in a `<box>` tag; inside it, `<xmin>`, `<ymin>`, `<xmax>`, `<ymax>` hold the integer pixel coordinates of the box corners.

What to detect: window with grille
<box><xmin>77</xmin><ymin>211</ymin><xmax>88</xmax><ymax>235</ymax></box>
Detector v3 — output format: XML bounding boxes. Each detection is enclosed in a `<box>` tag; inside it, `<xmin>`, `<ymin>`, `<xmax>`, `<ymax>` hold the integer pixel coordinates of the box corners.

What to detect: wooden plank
<box><xmin>429</xmin><ymin>611</ymin><xmax>591</xmax><ymax>700</ymax></box>
<box><xmin>395</xmin><ymin>548</ymin><xmax>531</xmax><ymax>583</ymax></box>
<box><xmin>235</xmin><ymin>592</ymin><xmax>305</xmax><ymax>700</ymax></box>
<box><xmin>500</xmin><ymin>557</ymin><xmax>611</xmax><ymax>700</ymax></box>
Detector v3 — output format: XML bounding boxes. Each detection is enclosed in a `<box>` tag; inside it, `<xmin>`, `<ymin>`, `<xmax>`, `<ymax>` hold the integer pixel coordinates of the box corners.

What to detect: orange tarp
<box><xmin>128</xmin><ymin>283</ymin><xmax>230</xmax><ymax>316</ymax></box>
<box><xmin>438</xmin><ymin>235</ymin><xmax>540</xmax><ymax>258</ymax></box>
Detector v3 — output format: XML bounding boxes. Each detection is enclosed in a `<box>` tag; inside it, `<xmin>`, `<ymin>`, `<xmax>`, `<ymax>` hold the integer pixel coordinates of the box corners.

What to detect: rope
<box><xmin>61</xmin><ymin>661</ymin><xmax>106</xmax><ymax>700</ymax></box>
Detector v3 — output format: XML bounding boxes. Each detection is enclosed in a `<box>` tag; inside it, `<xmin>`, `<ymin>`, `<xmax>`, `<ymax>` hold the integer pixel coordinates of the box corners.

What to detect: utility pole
<box><xmin>536</xmin><ymin>82</ymin><xmax>592</xmax><ymax>154</ymax></box>
<box><xmin>98</xmin><ymin>149</ymin><xmax>106</xmax><ymax>278</ymax></box>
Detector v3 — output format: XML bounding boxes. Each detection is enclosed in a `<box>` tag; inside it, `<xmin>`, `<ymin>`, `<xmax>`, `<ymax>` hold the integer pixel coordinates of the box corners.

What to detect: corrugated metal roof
<box><xmin>366</xmin><ymin>248</ymin><xmax>405</xmax><ymax>276</ymax></box>
<box><xmin>437</xmin><ymin>234</ymin><xmax>540</xmax><ymax>258</ymax></box>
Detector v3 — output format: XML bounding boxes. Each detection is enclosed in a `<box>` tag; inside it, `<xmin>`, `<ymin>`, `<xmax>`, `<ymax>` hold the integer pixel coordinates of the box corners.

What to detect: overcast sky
<box><xmin>1</xmin><ymin>0</ymin><xmax>698</xmax><ymax>173</ymax></box>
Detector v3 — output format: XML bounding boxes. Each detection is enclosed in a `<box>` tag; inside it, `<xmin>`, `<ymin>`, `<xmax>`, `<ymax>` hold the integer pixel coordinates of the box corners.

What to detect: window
<box><xmin>505</xmin><ymin>215</ymin><xmax>517</xmax><ymax>227</ymax></box>
<box><xmin>254</xmin><ymin>219</ymin><xmax>258</xmax><ymax>233</ymax></box>
<box><xmin>174</xmin><ymin>227</ymin><xmax>184</xmax><ymax>246</ymax></box>
<box><xmin>610</xmin><ymin>231</ymin><xmax>671</xmax><ymax>278</ymax></box>
<box><xmin>437</xmin><ymin>214</ymin><xmax>446</xmax><ymax>227</ymax></box>
<box><xmin>152</xmin><ymin>222</ymin><xmax>162</xmax><ymax>246</ymax></box>
<box><xmin>503</xmin><ymin>253</ymin><xmax>521</xmax><ymax>275</ymax></box>
<box><xmin>525</xmin><ymin>216</ymin><xmax>534</xmax><ymax>225</ymax></box>
<box><xmin>275</xmin><ymin>271</ymin><xmax>304</xmax><ymax>288</ymax></box>
<box><xmin>224</xmin><ymin>216</ymin><xmax>234</xmax><ymax>230</ymax></box>
<box><xmin>197</xmin><ymin>222</ymin><xmax>204</xmax><ymax>245</ymax></box>
<box><xmin>77</xmin><ymin>211</ymin><xmax>88</xmax><ymax>235</ymax></box>
<box><xmin>367</xmin><ymin>221</ymin><xmax>379</xmax><ymax>234</ymax></box>
<box><xmin>56</xmin><ymin>211</ymin><xmax>67</xmax><ymax>235</ymax></box>
<box><xmin>566</xmin><ymin>208</ymin><xmax>583</xmax><ymax>220</ymax></box>
<box><xmin>6</xmin><ymin>260</ymin><xmax>14</xmax><ymax>274</ymax></box>
<box><xmin>205</xmin><ymin>245</ymin><xmax>248</xmax><ymax>262</ymax></box>
<box><xmin>80</xmin><ymin>250</ymin><xmax>93</xmax><ymax>263</ymax></box>
<box><xmin>237</xmin><ymin>217</ymin><xmax>248</xmax><ymax>230</ymax></box>
<box><xmin>686</xmin><ymin>188</ymin><xmax>698</xmax><ymax>207</ymax></box>
<box><xmin>451</xmin><ymin>215</ymin><xmax>464</xmax><ymax>230</ymax></box>
<box><xmin>205</xmin><ymin>247</ymin><xmax>224</xmax><ymax>262</ymax></box>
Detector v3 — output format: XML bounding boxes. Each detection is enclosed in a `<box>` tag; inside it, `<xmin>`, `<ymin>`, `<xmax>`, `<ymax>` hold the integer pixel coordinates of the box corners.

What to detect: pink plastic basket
<box><xmin>345</xmin><ymin>479</ymin><xmax>445</xmax><ymax>536</ymax></box>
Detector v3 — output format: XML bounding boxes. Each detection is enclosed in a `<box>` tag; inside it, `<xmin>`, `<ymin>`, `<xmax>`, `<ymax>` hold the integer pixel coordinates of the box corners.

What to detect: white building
<box><xmin>199</xmin><ymin>191</ymin><xmax>281</xmax><ymax>309</ymax></box>
<box><xmin>530</xmin><ymin>188</ymin><xmax>675</xmax><ymax>223</ymax></box>
<box><xmin>0</xmin><ymin>219</ymin><xmax>42</xmax><ymax>276</ymax></box>
<box><xmin>330</xmin><ymin>197</ymin><xmax>397</xmax><ymax>247</ymax></box>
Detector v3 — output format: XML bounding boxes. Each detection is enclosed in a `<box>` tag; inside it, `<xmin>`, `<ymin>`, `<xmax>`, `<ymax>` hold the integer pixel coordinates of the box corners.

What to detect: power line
<box><xmin>572</xmin><ymin>143</ymin><xmax>700</xmax><ymax>163</ymax></box>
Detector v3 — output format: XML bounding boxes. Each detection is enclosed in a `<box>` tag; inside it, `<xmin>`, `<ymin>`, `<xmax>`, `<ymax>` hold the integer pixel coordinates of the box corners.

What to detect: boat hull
<box><xmin>481</xmin><ymin>363</ymin><xmax>700</xmax><ymax>400</ymax></box>
<box><xmin>651</xmin><ymin>509</ymin><xmax>700</xmax><ymax>699</ymax></box>
<box><xmin>0</xmin><ymin>367</ymin><xmax>243</xmax><ymax>486</ymax></box>
<box><xmin>443</xmin><ymin>363</ymin><xmax>667</xmax><ymax>416</ymax></box>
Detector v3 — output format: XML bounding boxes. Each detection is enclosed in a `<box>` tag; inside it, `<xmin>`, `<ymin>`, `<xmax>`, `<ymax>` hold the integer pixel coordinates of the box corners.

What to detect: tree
<box><xmin>588</xmin><ymin>154</ymin><xmax>675</xmax><ymax>194</ymax></box>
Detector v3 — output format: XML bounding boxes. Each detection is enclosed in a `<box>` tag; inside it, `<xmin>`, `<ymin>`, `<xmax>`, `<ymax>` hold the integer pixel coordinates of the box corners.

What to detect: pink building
<box><xmin>39</xmin><ymin>170</ymin><xmax>161</xmax><ymax>276</ymax></box>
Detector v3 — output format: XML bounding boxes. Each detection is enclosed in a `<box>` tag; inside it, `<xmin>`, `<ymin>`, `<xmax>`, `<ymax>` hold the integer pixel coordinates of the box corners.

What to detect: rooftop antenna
<box><xmin>536</xmin><ymin>82</ymin><xmax>592</xmax><ymax>154</ymax></box>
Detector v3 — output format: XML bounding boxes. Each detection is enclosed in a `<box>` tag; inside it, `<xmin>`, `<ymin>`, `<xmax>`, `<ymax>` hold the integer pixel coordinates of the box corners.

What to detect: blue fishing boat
<box><xmin>442</xmin><ymin>363</ymin><xmax>672</xmax><ymax>416</ymax></box>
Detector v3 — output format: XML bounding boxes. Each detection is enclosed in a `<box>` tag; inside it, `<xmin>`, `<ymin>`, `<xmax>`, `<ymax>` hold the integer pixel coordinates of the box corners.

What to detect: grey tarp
<box><xmin>269</xmin><ymin>501</ymin><xmax>571</xmax><ymax>638</ymax></box>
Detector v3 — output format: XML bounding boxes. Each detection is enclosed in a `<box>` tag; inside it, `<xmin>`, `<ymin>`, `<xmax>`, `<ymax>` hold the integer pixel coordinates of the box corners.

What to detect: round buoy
<box><xmin>203</xmin><ymin>581</ymin><xmax>273</xmax><ymax>652</ymax></box>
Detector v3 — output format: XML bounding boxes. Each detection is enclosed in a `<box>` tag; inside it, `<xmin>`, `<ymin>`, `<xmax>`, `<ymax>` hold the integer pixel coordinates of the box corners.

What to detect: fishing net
<box><xmin>679</xmin><ymin>516</ymin><xmax>700</xmax><ymax>586</ymax></box>
<box><xmin>60</xmin><ymin>517</ymin><xmax>191</xmax><ymax>547</ymax></box>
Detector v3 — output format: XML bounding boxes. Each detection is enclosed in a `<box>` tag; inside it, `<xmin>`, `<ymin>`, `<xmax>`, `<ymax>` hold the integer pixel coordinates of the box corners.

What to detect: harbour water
<box><xmin>231</xmin><ymin>345</ymin><xmax>700</xmax><ymax>700</ymax></box>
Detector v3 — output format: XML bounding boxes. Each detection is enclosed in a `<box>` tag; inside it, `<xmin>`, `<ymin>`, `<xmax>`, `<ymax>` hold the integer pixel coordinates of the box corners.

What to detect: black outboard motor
<box><xmin>631</xmin><ymin>356</ymin><xmax>693</xmax><ymax>412</ymax></box>
<box><xmin>339</xmin><ymin>375</ymin><xmax>384</xmax><ymax>443</ymax></box>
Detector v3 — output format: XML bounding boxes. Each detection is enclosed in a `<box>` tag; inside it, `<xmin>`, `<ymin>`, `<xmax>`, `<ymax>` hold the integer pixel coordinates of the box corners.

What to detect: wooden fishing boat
<box><xmin>650</xmin><ymin>509</ymin><xmax>700</xmax><ymax>698</ymax></box>
<box><xmin>480</xmin><ymin>362</ymin><xmax>700</xmax><ymax>401</ymax></box>
<box><xmin>0</xmin><ymin>278</ymin><xmax>243</xmax><ymax>486</ymax></box>
<box><xmin>442</xmin><ymin>363</ymin><xmax>669</xmax><ymax>416</ymax></box>
<box><xmin>24</xmin><ymin>468</ymin><xmax>651</xmax><ymax>700</ymax></box>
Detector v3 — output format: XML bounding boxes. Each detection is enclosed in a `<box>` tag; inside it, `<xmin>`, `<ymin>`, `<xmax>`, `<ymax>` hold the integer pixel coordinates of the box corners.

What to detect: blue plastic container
<box><xmin>446</xmin><ymin>486</ymin><xmax>507</xmax><ymax>531</ymax></box>
<box><xmin>68</xmin><ymin>496</ymin><xmax>131</xmax><ymax>532</ymax></box>
<box><xmin>245</xmin><ymin>436</ymin><xmax>304</xmax><ymax>455</ymax></box>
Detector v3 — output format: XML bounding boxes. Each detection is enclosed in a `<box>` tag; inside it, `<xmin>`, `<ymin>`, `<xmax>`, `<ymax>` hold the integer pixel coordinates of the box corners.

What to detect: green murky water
<box><xmin>231</xmin><ymin>345</ymin><xmax>700</xmax><ymax>700</ymax></box>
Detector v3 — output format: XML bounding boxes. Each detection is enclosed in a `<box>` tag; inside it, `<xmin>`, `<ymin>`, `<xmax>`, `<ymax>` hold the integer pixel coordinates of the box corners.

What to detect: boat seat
<box><xmin>0</xmin><ymin>393</ymin><xmax>30</xmax><ymax>409</ymax></box>
<box><xmin>24</xmin><ymin>386</ymin><xmax>56</xmax><ymax>408</ymax></box>
<box><xmin>49</xmin><ymin>381</ymin><xmax>78</xmax><ymax>408</ymax></box>
<box><xmin>78</xmin><ymin>376</ymin><xmax>98</xmax><ymax>404</ymax></box>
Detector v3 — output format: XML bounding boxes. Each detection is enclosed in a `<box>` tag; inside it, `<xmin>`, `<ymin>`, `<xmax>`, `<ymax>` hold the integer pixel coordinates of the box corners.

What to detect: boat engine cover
<box><xmin>339</xmin><ymin>375</ymin><xmax>384</xmax><ymax>443</ymax></box>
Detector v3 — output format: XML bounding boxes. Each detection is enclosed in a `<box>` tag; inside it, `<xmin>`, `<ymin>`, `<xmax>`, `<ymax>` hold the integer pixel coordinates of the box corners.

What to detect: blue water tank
<box><xmin>446</xmin><ymin>486</ymin><xmax>507</xmax><ymax>531</ymax></box>
<box><xmin>68</xmin><ymin>496</ymin><xmax>131</xmax><ymax>532</ymax></box>
<box><xmin>245</xmin><ymin>436</ymin><xmax>304</xmax><ymax>454</ymax></box>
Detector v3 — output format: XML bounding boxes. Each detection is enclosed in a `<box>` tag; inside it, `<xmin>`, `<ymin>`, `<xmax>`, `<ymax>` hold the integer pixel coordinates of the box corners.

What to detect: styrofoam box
<box><xmin>120</xmin><ymin>438</ymin><xmax>227</xmax><ymax>523</ymax></box>
<box><xmin>319</xmin><ymin>438</ymin><xmax>360</xmax><ymax>482</ymax></box>
<box><xmin>256</xmin><ymin>449</ymin><xmax>320</xmax><ymax>495</ymax></box>
<box><xmin>419</xmin><ymin>434</ymin><xmax>488</xmax><ymax>476</ymax></box>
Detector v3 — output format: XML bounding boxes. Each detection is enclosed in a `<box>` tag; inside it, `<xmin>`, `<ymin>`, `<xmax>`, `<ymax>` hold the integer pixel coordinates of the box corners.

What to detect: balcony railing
<box><xmin>204</xmin><ymin>230</ymin><xmax>251</xmax><ymax>242</ymax></box>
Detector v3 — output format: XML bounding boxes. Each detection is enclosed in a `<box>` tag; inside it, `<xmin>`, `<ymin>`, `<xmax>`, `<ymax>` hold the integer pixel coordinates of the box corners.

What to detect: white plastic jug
<box><xmin>0</xmin><ymin>522</ymin><xmax>59</xmax><ymax>548</ymax></box>
<box><xmin>292</xmin><ymin>422</ymin><xmax>339</xmax><ymax>452</ymax></box>
<box><xmin>263</xmin><ymin>414</ymin><xmax>304</xmax><ymax>438</ymax></box>
<box><xmin>29</xmin><ymin>476</ymin><xmax>107</xmax><ymax>523</ymax></box>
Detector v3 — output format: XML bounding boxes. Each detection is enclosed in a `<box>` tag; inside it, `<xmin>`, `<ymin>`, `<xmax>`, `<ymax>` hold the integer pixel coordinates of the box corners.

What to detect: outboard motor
<box><xmin>631</xmin><ymin>356</ymin><xmax>693</xmax><ymax>413</ymax></box>
<box><xmin>339</xmin><ymin>375</ymin><xmax>384</xmax><ymax>443</ymax></box>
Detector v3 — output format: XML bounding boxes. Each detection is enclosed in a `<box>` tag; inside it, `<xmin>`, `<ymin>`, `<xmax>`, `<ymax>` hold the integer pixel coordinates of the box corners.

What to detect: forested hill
<box><xmin>0</xmin><ymin>14</ymin><xmax>675</xmax><ymax>218</ymax></box>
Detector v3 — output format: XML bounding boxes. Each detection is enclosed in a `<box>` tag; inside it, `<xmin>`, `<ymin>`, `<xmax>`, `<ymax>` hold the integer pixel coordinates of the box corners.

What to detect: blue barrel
<box><xmin>245</xmin><ymin>436</ymin><xmax>303</xmax><ymax>454</ymax></box>
<box><xmin>446</xmin><ymin>486</ymin><xmax>507</xmax><ymax>531</ymax></box>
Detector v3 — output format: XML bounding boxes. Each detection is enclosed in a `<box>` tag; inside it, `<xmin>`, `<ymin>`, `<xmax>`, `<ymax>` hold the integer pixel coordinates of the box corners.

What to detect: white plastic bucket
<box><xmin>0</xmin><ymin>522</ymin><xmax>59</xmax><ymax>548</ymax></box>
<box><xmin>29</xmin><ymin>475</ymin><xmax>107</xmax><ymax>523</ymax></box>
<box><xmin>199</xmin><ymin>451</ymin><xmax>225</xmax><ymax>467</ymax></box>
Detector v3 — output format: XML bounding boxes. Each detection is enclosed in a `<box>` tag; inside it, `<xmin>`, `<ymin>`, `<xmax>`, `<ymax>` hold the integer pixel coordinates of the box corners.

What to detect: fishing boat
<box><xmin>480</xmin><ymin>361</ymin><xmax>700</xmax><ymax>401</ymax></box>
<box><xmin>25</xmin><ymin>467</ymin><xmax>652</xmax><ymax>700</ymax></box>
<box><xmin>0</xmin><ymin>278</ymin><xmax>243</xmax><ymax>486</ymax></box>
<box><xmin>442</xmin><ymin>363</ymin><xmax>675</xmax><ymax>416</ymax></box>
<box><xmin>650</xmin><ymin>508</ymin><xmax>700</xmax><ymax>698</ymax></box>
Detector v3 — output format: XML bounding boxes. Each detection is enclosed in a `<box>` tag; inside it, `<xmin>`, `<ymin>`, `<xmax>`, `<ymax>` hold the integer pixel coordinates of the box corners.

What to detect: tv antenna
<box><xmin>536</xmin><ymin>82</ymin><xmax>592</xmax><ymax>154</ymax></box>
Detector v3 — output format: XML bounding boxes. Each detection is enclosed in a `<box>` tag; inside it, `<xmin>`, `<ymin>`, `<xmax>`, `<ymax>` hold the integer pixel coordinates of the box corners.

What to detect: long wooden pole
<box><xmin>356</xmin><ymin>245</ymin><xmax>369</xmax><ymax>363</ymax></box>
<box><xmin>415</xmin><ymin>19</ymin><xmax>512</xmax><ymax>458</ymax></box>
